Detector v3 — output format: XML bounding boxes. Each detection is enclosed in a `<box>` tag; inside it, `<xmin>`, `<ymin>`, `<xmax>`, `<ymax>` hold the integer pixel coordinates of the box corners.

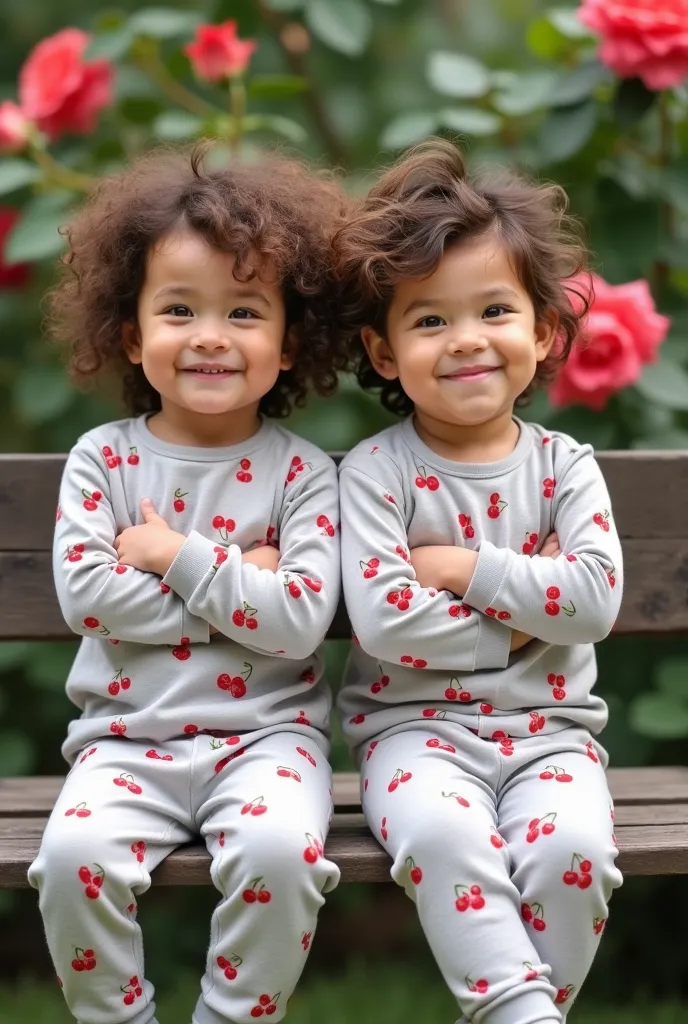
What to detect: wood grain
<box><xmin>2</xmin><ymin>537</ymin><xmax>688</xmax><ymax>639</ymax></box>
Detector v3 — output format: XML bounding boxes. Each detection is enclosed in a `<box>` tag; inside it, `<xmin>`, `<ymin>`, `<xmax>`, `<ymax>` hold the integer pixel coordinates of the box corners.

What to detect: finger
<box><xmin>140</xmin><ymin>497</ymin><xmax>166</xmax><ymax>525</ymax></box>
<box><xmin>113</xmin><ymin>537</ymin><xmax>120</xmax><ymax>552</ymax></box>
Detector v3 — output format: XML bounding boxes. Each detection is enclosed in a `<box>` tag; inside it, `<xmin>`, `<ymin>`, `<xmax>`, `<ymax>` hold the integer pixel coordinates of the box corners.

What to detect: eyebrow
<box><xmin>401</xmin><ymin>286</ymin><xmax>522</xmax><ymax>318</ymax></box>
<box><xmin>153</xmin><ymin>285</ymin><xmax>272</xmax><ymax>308</ymax></box>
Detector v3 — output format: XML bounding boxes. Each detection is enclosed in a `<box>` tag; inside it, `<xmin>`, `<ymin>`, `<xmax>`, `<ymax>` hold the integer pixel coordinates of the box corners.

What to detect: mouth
<box><xmin>442</xmin><ymin>365</ymin><xmax>498</xmax><ymax>382</ymax></box>
<box><xmin>180</xmin><ymin>366</ymin><xmax>238</xmax><ymax>377</ymax></box>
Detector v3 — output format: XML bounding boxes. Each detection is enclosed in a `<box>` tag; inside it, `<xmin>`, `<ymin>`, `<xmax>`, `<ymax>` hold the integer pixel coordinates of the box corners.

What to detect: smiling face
<box><xmin>125</xmin><ymin>228</ymin><xmax>292</xmax><ymax>442</ymax></box>
<box><xmin>362</xmin><ymin>234</ymin><xmax>556</xmax><ymax>444</ymax></box>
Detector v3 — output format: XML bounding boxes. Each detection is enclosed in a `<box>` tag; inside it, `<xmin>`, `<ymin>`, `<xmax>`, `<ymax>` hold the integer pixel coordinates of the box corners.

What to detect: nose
<box><xmin>447</xmin><ymin>324</ymin><xmax>488</xmax><ymax>355</ymax></box>
<box><xmin>189</xmin><ymin>322</ymin><xmax>231</xmax><ymax>352</ymax></box>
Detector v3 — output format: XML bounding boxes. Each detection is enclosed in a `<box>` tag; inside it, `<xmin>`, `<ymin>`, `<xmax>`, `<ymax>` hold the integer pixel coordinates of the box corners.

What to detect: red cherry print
<box><xmin>555</xmin><ymin>985</ymin><xmax>575</xmax><ymax>1005</ymax></box>
<box><xmin>454</xmin><ymin>883</ymin><xmax>485</xmax><ymax>911</ymax></box>
<box><xmin>542</xmin><ymin>436</ymin><xmax>551</xmax><ymax>445</ymax></box>
<box><xmin>485</xmin><ymin>607</ymin><xmax>496</xmax><ymax>617</ymax></box>
<box><xmin>593</xmin><ymin>510</ymin><xmax>611</xmax><ymax>532</ymax></box>
<box><xmin>236</xmin><ymin>458</ymin><xmax>253</xmax><ymax>483</ymax></box>
<box><xmin>380</xmin><ymin>817</ymin><xmax>388</xmax><ymax>841</ymax></box>
<box><xmin>542</xmin><ymin>477</ymin><xmax>555</xmax><ymax>499</ymax></box>
<box><xmin>497</xmin><ymin>610</ymin><xmax>511</xmax><ymax>620</ymax></box>
<box><xmin>466</xmin><ymin>975</ymin><xmax>490</xmax><ymax>995</ymax></box>
<box><xmin>586</xmin><ymin>740</ymin><xmax>600</xmax><ymax>762</ymax></box>
<box><xmin>546</xmin><ymin>586</ymin><xmax>560</xmax><ymax>600</ymax></box>
<box><xmin>350</xmin><ymin>713</ymin><xmax>365</xmax><ymax>724</ymax></box>
<box><xmin>487</xmin><ymin>492</ymin><xmax>507</xmax><ymax>518</ymax></box>
<box><xmin>296</xmin><ymin>745</ymin><xmax>317</xmax><ymax>766</ymax></box>
<box><xmin>490</xmin><ymin>829</ymin><xmax>504</xmax><ymax>849</ymax></box>
<box><xmin>405</xmin><ymin>856</ymin><xmax>422</xmax><ymax>884</ymax></box>
<box><xmin>522</xmin><ymin>531</ymin><xmax>539</xmax><ymax>554</ymax></box>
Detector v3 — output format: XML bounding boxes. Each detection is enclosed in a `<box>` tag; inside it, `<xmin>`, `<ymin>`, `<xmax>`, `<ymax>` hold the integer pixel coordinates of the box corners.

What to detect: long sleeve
<box><xmin>340</xmin><ymin>462</ymin><xmax>511</xmax><ymax>671</ymax></box>
<box><xmin>54</xmin><ymin>438</ymin><xmax>209</xmax><ymax>645</ymax></box>
<box><xmin>162</xmin><ymin>456</ymin><xmax>340</xmax><ymax>660</ymax></box>
<box><xmin>463</xmin><ymin>446</ymin><xmax>623</xmax><ymax>644</ymax></box>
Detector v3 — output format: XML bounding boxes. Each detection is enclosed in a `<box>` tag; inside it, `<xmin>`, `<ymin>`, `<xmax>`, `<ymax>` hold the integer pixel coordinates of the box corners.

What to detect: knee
<box><xmin>236</xmin><ymin>819</ymin><xmax>325</xmax><ymax>880</ymax></box>
<box><xmin>523</xmin><ymin>819</ymin><xmax>619</xmax><ymax>899</ymax></box>
<box><xmin>29</xmin><ymin>821</ymin><xmax>129</xmax><ymax>897</ymax></box>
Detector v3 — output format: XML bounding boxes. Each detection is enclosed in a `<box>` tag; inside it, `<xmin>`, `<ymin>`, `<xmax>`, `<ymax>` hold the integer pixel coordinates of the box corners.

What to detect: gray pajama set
<box><xmin>338</xmin><ymin>417</ymin><xmax>624</xmax><ymax>1024</ymax></box>
<box><xmin>28</xmin><ymin>416</ymin><xmax>341</xmax><ymax>1024</ymax></box>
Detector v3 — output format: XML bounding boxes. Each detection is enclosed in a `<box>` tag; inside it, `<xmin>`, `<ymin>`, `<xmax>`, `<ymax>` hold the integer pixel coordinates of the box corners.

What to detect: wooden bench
<box><xmin>1</xmin><ymin>450</ymin><xmax>688</xmax><ymax>885</ymax></box>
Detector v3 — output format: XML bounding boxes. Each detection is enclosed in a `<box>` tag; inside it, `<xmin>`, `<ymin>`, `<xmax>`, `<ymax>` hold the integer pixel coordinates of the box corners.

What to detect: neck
<box><xmin>413</xmin><ymin>407</ymin><xmax>519</xmax><ymax>463</ymax></box>
<box><xmin>147</xmin><ymin>401</ymin><xmax>262</xmax><ymax>448</ymax></box>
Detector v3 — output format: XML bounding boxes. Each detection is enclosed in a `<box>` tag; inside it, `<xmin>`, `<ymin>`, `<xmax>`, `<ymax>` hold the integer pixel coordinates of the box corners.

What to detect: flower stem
<box><xmin>229</xmin><ymin>77</ymin><xmax>246</xmax><ymax>156</ymax></box>
<box><xmin>30</xmin><ymin>145</ymin><xmax>96</xmax><ymax>193</ymax></box>
<box><xmin>134</xmin><ymin>49</ymin><xmax>219</xmax><ymax>119</ymax></box>
<box><xmin>654</xmin><ymin>90</ymin><xmax>674</xmax><ymax>293</ymax></box>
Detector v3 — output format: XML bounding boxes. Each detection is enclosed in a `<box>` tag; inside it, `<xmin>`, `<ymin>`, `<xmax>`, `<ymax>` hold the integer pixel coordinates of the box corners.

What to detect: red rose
<box><xmin>184</xmin><ymin>21</ymin><xmax>257</xmax><ymax>83</ymax></box>
<box><xmin>549</xmin><ymin>273</ymin><xmax>670</xmax><ymax>410</ymax></box>
<box><xmin>0</xmin><ymin>101</ymin><xmax>31</xmax><ymax>153</ymax></box>
<box><xmin>579</xmin><ymin>0</ymin><xmax>688</xmax><ymax>90</ymax></box>
<box><xmin>19</xmin><ymin>28</ymin><xmax>113</xmax><ymax>141</ymax></box>
<box><xmin>0</xmin><ymin>209</ymin><xmax>30</xmax><ymax>289</ymax></box>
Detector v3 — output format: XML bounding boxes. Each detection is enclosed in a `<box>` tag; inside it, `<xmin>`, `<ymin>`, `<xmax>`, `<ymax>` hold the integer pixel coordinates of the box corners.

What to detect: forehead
<box><xmin>393</xmin><ymin>235</ymin><xmax>526</xmax><ymax>303</ymax></box>
<box><xmin>144</xmin><ymin>228</ymin><xmax>279</xmax><ymax>293</ymax></box>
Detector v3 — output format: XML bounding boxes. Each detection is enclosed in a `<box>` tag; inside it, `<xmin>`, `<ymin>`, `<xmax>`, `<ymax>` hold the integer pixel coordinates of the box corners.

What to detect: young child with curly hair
<box><xmin>334</xmin><ymin>139</ymin><xmax>623</xmax><ymax>1022</ymax></box>
<box><xmin>28</xmin><ymin>144</ymin><xmax>347</xmax><ymax>1024</ymax></box>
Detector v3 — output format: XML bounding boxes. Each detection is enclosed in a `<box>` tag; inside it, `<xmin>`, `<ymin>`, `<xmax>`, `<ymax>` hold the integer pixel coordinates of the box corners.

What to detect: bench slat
<box><xmin>2</xmin><ymin>815</ymin><xmax>688</xmax><ymax>885</ymax></box>
<box><xmin>2</xmin><ymin>539</ymin><xmax>688</xmax><ymax>640</ymax></box>
<box><xmin>2</xmin><ymin>768</ymin><xmax>688</xmax><ymax>817</ymax></box>
<box><xmin>2</xmin><ymin>451</ymin><xmax>687</xmax><ymax>550</ymax></box>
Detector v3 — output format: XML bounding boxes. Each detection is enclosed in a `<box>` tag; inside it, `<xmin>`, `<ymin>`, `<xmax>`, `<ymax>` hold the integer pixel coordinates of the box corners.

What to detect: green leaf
<box><xmin>492</xmin><ymin>70</ymin><xmax>558</xmax><ymax>116</ymax></box>
<box><xmin>0</xmin><ymin>731</ymin><xmax>34</xmax><ymax>775</ymax></box>
<box><xmin>26</xmin><ymin>642</ymin><xmax>77</xmax><ymax>692</ymax></box>
<box><xmin>128</xmin><ymin>7</ymin><xmax>202</xmax><ymax>39</ymax></box>
<box><xmin>3</xmin><ymin>190</ymin><xmax>74</xmax><ymax>264</ymax></box>
<box><xmin>613</xmin><ymin>77</ymin><xmax>657</xmax><ymax>128</ymax></box>
<box><xmin>537</xmin><ymin>100</ymin><xmax>597</xmax><ymax>163</ymax></box>
<box><xmin>527</xmin><ymin>17</ymin><xmax>568</xmax><ymax>60</ymax></box>
<box><xmin>656</xmin><ymin>658</ymin><xmax>688</xmax><ymax>699</ymax></box>
<box><xmin>427</xmin><ymin>52</ymin><xmax>490</xmax><ymax>99</ymax></box>
<box><xmin>85</xmin><ymin>24</ymin><xmax>135</xmax><ymax>60</ymax></box>
<box><xmin>153</xmin><ymin>110</ymin><xmax>203</xmax><ymax>140</ymax></box>
<box><xmin>635</xmin><ymin>359</ymin><xmax>688</xmax><ymax>412</ymax></box>
<box><xmin>243</xmin><ymin>113</ymin><xmax>308</xmax><ymax>143</ymax></box>
<box><xmin>248</xmin><ymin>74</ymin><xmax>309</xmax><ymax>99</ymax></box>
<box><xmin>13</xmin><ymin>365</ymin><xmax>75</xmax><ymax>426</ymax></box>
<box><xmin>547</xmin><ymin>6</ymin><xmax>593</xmax><ymax>38</ymax></box>
<box><xmin>305</xmin><ymin>0</ymin><xmax>372</xmax><ymax>57</ymax></box>
<box><xmin>439</xmin><ymin>107</ymin><xmax>501</xmax><ymax>137</ymax></box>
<box><xmin>629</xmin><ymin>692</ymin><xmax>688</xmax><ymax>739</ymax></box>
<box><xmin>550</xmin><ymin>60</ymin><xmax>611</xmax><ymax>107</ymax></box>
<box><xmin>659</xmin><ymin>159</ymin><xmax>688</xmax><ymax>213</ymax></box>
<box><xmin>631</xmin><ymin>428</ymin><xmax>688</xmax><ymax>449</ymax></box>
<box><xmin>380</xmin><ymin>112</ymin><xmax>438</xmax><ymax>150</ymax></box>
<box><xmin>0</xmin><ymin>159</ymin><xmax>41</xmax><ymax>196</ymax></box>
<box><xmin>120</xmin><ymin>96</ymin><xmax>162</xmax><ymax>125</ymax></box>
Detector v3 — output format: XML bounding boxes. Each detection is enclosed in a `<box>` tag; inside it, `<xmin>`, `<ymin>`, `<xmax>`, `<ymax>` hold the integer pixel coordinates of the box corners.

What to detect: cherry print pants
<box><xmin>361</xmin><ymin>724</ymin><xmax>622</xmax><ymax>1024</ymax></box>
<box><xmin>28</xmin><ymin>730</ymin><xmax>339</xmax><ymax>1024</ymax></box>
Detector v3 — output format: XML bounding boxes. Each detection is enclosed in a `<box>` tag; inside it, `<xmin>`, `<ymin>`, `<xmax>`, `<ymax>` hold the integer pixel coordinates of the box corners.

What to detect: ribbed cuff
<box><xmin>463</xmin><ymin>541</ymin><xmax>510</xmax><ymax>613</ymax></box>
<box><xmin>164</xmin><ymin>530</ymin><xmax>222</xmax><ymax>602</ymax></box>
<box><xmin>474</xmin><ymin>987</ymin><xmax>561</xmax><ymax>1024</ymax></box>
<box><xmin>474</xmin><ymin>612</ymin><xmax>511</xmax><ymax>670</ymax></box>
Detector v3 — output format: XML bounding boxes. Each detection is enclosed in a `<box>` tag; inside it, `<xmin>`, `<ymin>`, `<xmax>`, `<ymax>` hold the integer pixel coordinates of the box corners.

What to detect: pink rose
<box><xmin>19</xmin><ymin>28</ymin><xmax>113</xmax><ymax>141</ymax></box>
<box><xmin>0</xmin><ymin>101</ymin><xmax>31</xmax><ymax>153</ymax></box>
<box><xmin>0</xmin><ymin>209</ymin><xmax>30</xmax><ymax>289</ymax></box>
<box><xmin>185</xmin><ymin>21</ymin><xmax>257</xmax><ymax>83</ymax></box>
<box><xmin>579</xmin><ymin>0</ymin><xmax>688</xmax><ymax>91</ymax></box>
<box><xmin>549</xmin><ymin>273</ymin><xmax>670</xmax><ymax>410</ymax></box>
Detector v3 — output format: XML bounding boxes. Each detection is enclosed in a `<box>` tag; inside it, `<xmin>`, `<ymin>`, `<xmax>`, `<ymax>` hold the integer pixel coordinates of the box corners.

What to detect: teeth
<box><xmin>192</xmin><ymin>369</ymin><xmax>228</xmax><ymax>374</ymax></box>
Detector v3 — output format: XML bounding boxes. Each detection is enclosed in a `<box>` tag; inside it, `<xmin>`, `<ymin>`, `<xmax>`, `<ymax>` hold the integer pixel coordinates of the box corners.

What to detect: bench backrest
<box><xmin>0</xmin><ymin>451</ymin><xmax>687</xmax><ymax>640</ymax></box>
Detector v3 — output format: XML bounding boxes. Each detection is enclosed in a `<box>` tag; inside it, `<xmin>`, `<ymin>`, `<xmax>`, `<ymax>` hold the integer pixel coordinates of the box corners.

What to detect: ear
<box><xmin>280</xmin><ymin>325</ymin><xmax>298</xmax><ymax>372</ymax></box>
<box><xmin>362</xmin><ymin>326</ymin><xmax>398</xmax><ymax>381</ymax></box>
<box><xmin>122</xmin><ymin>321</ymin><xmax>142</xmax><ymax>365</ymax></box>
<box><xmin>534</xmin><ymin>310</ymin><xmax>559</xmax><ymax>363</ymax></box>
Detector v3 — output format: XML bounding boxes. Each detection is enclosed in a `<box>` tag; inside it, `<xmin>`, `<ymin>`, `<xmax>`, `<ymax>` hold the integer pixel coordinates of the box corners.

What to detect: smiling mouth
<box><xmin>443</xmin><ymin>367</ymin><xmax>497</xmax><ymax>382</ymax></box>
<box><xmin>181</xmin><ymin>368</ymin><xmax>237</xmax><ymax>376</ymax></box>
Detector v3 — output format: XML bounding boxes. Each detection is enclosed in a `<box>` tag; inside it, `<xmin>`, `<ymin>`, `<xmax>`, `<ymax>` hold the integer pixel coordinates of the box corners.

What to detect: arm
<box><xmin>340</xmin><ymin>464</ymin><xmax>512</xmax><ymax>671</ymax></box>
<box><xmin>459</xmin><ymin>448</ymin><xmax>623</xmax><ymax>644</ymax></box>
<box><xmin>161</xmin><ymin>457</ymin><xmax>340</xmax><ymax>659</ymax></box>
<box><xmin>54</xmin><ymin>439</ymin><xmax>209</xmax><ymax>645</ymax></box>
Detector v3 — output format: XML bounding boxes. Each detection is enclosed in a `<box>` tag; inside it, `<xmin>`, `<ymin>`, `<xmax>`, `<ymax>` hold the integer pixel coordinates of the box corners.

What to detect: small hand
<box><xmin>510</xmin><ymin>629</ymin><xmax>534</xmax><ymax>651</ymax></box>
<box><xmin>409</xmin><ymin>545</ymin><xmax>478</xmax><ymax>595</ymax></box>
<box><xmin>242</xmin><ymin>545</ymin><xmax>280</xmax><ymax>572</ymax></box>
<box><xmin>114</xmin><ymin>499</ymin><xmax>186</xmax><ymax>576</ymax></box>
<box><xmin>539</xmin><ymin>531</ymin><xmax>561</xmax><ymax>559</ymax></box>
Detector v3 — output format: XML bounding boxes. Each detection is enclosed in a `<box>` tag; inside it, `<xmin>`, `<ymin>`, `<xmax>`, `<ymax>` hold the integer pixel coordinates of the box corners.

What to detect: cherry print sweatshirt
<box><xmin>337</xmin><ymin>417</ymin><xmax>623</xmax><ymax>751</ymax></box>
<box><xmin>54</xmin><ymin>415</ymin><xmax>340</xmax><ymax>764</ymax></box>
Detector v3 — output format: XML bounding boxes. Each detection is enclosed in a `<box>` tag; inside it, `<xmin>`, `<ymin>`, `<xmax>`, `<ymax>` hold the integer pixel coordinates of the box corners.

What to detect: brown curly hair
<box><xmin>48</xmin><ymin>143</ymin><xmax>349</xmax><ymax>418</ymax></box>
<box><xmin>333</xmin><ymin>138</ymin><xmax>591</xmax><ymax>416</ymax></box>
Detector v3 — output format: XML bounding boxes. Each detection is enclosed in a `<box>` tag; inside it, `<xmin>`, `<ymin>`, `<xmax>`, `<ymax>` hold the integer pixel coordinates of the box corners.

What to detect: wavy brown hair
<box><xmin>48</xmin><ymin>143</ymin><xmax>349</xmax><ymax>418</ymax></box>
<box><xmin>333</xmin><ymin>138</ymin><xmax>591</xmax><ymax>416</ymax></box>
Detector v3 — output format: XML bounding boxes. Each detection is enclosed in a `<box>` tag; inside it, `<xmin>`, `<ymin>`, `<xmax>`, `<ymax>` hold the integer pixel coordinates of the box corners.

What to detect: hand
<box><xmin>114</xmin><ymin>499</ymin><xmax>186</xmax><ymax>576</ymax></box>
<box><xmin>410</xmin><ymin>545</ymin><xmax>478</xmax><ymax>595</ymax></box>
<box><xmin>539</xmin><ymin>531</ymin><xmax>561</xmax><ymax>558</ymax></box>
<box><xmin>242</xmin><ymin>545</ymin><xmax>280</xmax><ymax>572</ymax></box>
<box><xmin>510</xmin><ymin>629</ymin><xmax>534</xmax><ymax>651</ymax></box>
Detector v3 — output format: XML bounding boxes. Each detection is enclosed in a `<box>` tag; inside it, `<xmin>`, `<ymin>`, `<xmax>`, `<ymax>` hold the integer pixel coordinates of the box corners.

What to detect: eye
<box><xmin>167</xmin><ymin>305</ymin><xmax>192</xmax><ymax>317</ymax></box>
<box><xmin>416</xmin><ymin>315</ymin><xmax>446</xmax><ymax>329</ymax></box>
<box><xmin>483</xmin><ymin>304</ymin><xmax>510</xmax><ymax>319</ymax></box>
<box><xmin>230</xmin><ymin>307</ymin><xmax>257</xmax><ymax>320</ymax></box>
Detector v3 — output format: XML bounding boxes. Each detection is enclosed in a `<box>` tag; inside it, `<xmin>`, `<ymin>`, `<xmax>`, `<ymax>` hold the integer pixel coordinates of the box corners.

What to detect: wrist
<box><xmin>443</xmin><ymin>547</ymin><xmax>478</xmax><ymax>595</ymax></box>
<box><xmin>156</xmin><ymin>532</ymin><xmax>186</xmax><ymax>576</ymax></box>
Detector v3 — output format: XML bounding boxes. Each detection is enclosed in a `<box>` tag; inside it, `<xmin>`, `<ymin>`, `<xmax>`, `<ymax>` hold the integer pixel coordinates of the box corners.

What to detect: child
<box><xmin>334</xmin><ymin>140</ymin><xmax>623</xmax><ymax>1022</ymax></box>
<box><xmin>28</xmin><ymin>145</ymin><xmax>346</xmax><ymax>1024</ymax></box>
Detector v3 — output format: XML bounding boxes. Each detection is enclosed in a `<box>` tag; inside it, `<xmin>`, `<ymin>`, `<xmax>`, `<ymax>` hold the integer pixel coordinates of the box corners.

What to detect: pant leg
<box><xmin>28</xmin><ymin>739</ymin><xmax>194</xmax><ymax>1024</ymax></box>
<box><xmin>498</xmin><ymin>747</ymin><xmax>622</xmax><ymax>1016</ymax></box>
<box><xmin>191</xmin><ymin>731</ymin><xmax>339</xmax><ymax>1024</ymax></box>
<box><xmin>363</xmin><ymin>727</ymin><xmax>562</xmax><ymax>1024</ymax></box>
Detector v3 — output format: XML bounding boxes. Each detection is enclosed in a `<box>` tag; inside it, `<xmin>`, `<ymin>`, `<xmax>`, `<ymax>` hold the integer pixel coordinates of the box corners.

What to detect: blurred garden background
<box><xmin>2</xmin><ymin>0</ymin><xmax>688</xmax><ymax>1019</ymax></box>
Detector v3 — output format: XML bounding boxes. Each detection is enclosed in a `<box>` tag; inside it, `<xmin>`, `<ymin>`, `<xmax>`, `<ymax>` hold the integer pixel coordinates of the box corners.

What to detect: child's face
<box><xmin>362</xmin><ymin>235</ymin><xmax>556</xmax><ymax>431</ymax></box>
<box><xmin>125</xmin><ymin>229</ymin><xmax>292</xmax><ymax>421</ymax></box>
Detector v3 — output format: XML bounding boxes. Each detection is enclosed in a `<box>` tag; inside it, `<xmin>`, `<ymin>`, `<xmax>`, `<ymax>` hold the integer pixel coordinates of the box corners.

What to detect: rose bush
<box><xmin>579</xmin><ymin>0</ymin><xmax>688</xmax><ymax>90</ymax></box>
<box><xmin>550</xmin><ymin>275</ymin><xmax>671</xmax><ymax>410</ymax></box>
